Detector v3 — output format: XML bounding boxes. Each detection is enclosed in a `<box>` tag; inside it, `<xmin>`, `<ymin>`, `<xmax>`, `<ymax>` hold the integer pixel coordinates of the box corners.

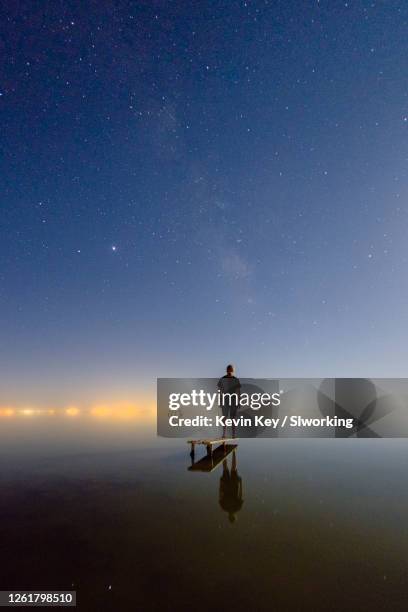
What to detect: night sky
<box><xmin>1</xmin><ymin>1</ymin><xmax>408</xmax><ymax>407</ymax></box>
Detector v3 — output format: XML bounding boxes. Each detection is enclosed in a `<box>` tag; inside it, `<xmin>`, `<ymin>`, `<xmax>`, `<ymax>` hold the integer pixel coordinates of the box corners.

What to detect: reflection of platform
<box><xmin>187</xmin><ymin>437</ymin><xmax>237</xmax><ymax>458</ymax></box>
<box><xmin>188</xmin><ymin>444</ymin><xmax>237</xmax><ymax>473</ymax></box>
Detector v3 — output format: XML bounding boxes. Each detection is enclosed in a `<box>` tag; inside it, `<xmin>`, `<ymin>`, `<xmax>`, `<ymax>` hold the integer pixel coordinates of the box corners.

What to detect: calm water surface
<box><xmin>0</xmin><ymin>417</ymin><xmax>407</xmax><ymax>611</ymax></box>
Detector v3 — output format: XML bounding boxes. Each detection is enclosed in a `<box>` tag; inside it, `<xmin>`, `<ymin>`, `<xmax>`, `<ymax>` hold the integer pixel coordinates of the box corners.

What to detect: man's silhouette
<box><xmin>217</xmin><ymin>364</ymin><xmax>241</xmax><ymax>438</ymax></box>
<box><xmin>219</xmin><ymin>450</ymin><xmax>243</xmax><ymax>523</ymax></box>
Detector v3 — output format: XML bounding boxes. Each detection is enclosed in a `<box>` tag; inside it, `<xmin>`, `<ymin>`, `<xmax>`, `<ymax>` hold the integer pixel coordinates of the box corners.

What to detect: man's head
<box><xmin>226</xmin><ymin>364</ymin><xmax>234</xmax><ymax>375</ymax></box>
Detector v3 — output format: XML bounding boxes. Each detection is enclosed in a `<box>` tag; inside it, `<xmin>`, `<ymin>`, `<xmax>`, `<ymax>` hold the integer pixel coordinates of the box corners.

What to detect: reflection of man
<box><xmin>219</xmin><ymin>450</ymin><xmax>243</xmax><ymax>523</ymax></box>
<box><xmin>218</xmin><ymin>364</ymin><xmax>241</xmax><ymax>438</ymax></box>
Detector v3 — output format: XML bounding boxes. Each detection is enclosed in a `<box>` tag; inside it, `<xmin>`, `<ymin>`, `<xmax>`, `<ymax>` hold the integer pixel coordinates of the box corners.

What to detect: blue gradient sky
<box><xmin>1</xmin><ymin>1</ymin><xmax>408</xmax><ymax>406</ymax></box>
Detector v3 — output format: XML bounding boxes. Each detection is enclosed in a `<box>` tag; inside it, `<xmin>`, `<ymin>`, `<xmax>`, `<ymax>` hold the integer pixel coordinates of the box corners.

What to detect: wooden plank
<box><xmin>187</xmin><ymin>438</ymin><xmax>237</xmax><ymax>446</ymax></box>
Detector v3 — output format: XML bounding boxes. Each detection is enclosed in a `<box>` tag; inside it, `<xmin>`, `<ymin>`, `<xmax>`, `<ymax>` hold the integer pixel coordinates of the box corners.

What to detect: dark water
<box><xmin>0</xmin><ymin>417</ymin><xmax>407</xmax><ymax>611</ymax></box>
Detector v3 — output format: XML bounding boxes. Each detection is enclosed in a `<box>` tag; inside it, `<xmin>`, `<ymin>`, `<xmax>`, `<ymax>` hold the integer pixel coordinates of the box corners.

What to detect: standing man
<box><xmin>217</xmin><ymin>364</ymin><xmax>241</xmax><ymax>438</ymax></box>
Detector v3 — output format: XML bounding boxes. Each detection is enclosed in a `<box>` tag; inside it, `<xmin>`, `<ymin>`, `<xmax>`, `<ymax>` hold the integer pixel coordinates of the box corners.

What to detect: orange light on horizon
<box><xmin>21</xmin><ymin>408</ymin><xmax>35</xmax><ymax>416</ymax></box>
<box><xmin>0</xmin><ymin>401</ymin><xmax>156</xmax><ymax>422</ymax></box>
<box><xmin>65</xmin><ymin>406</ymin><xmax>80</xmax><ymax>417</ymax></box>
<box><xmin>90</xmin><ymin>401</ymin><xmax>154</xmax><ymax>422</ymax></box>
<box><xmin>0</xmin><ymin>407</ymin><xmax>15</xmax><ymax>418</ymax></box>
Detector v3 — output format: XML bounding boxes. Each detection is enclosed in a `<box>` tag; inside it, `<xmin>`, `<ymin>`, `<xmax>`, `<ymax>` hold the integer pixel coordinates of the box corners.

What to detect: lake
<box><xmin>0</xmin><ymin>413</ymin><xmax>407</xmax><ymax>610</ymax></box>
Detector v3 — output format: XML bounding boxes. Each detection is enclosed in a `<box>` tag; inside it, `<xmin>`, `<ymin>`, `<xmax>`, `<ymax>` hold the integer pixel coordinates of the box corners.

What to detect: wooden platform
<box><xmin>188</xmin><ymin>444</ymin><xmax>237</xmax><ymax>473</ymax></box>
<box><xmin>187</xmin><ymin>437</ymin><xmax>238</xmax><ymax>458</ymax></box>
